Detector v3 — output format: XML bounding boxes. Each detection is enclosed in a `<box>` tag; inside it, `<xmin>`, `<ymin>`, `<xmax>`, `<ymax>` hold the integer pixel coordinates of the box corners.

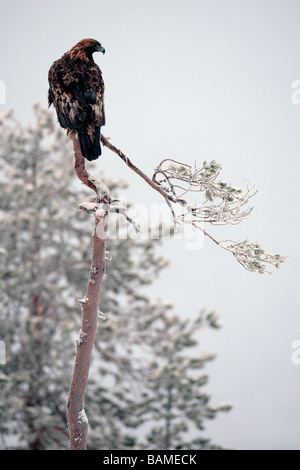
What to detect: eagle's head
<box><xmin>79</xmin><ymin>38</ymin><xmax>105</xmax><ymax>54</ymax></box>
<box><xmin>70</xmin><ymin>38</ymin><xmax>105</xmax><ymax>60</ymax></box>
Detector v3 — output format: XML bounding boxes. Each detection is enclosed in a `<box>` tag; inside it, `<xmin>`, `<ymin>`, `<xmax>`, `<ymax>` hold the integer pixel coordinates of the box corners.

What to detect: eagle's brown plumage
<box><xmin>48</xmin><ymin>38</ymin><xmax>105</xmax><ymax>161</ymax></box>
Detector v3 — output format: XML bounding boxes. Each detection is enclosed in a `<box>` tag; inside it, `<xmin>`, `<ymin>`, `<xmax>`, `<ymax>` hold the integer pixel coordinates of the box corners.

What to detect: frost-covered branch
<box><xmin>110</xmin><ymin>203</ymin><xmax>141</xmax><ymax>234</ymax></box>
<box><xmin>220</xmin><ymin>239</ymin><xmax>286</xmax><ymax>274</ymax></box>
<box><xmin>101</xmin><ymin>138</ymin><xmax>286</xmax><ymax>274</ymax></box>
<box><xmin>153</xmin><ymin>159</ymin><xmax>256</xmax><ymax>225</ymax></box>
<box><xmin>153</xmin><ymin>159</ymin><xmax>286</xmax><ymax>273</ymax></box>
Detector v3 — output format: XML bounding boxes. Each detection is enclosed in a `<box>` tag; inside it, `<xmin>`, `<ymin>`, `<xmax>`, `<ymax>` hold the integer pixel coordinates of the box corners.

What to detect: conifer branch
<box><xmin>101</xmin><ymin>136</ymin><xmax>286</xmax><ymax>274</ymax></box>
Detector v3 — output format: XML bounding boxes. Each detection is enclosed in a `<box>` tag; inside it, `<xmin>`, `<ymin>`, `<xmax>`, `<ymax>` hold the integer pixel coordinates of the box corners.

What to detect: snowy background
<box><xmin>1</xmin><ymin>0</ymin><xmax>299</xmax><ymax>449</ymax></box>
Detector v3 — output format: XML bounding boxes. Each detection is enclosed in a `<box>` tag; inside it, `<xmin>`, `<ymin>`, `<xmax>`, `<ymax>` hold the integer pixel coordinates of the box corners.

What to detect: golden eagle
<box><xmin>48</xmin><ymin>38</ymin><xmax>105</xmax><ymax>161</ymax></box>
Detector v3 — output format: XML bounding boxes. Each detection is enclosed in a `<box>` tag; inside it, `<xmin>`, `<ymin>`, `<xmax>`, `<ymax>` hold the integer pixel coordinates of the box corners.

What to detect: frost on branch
<box><xmin>153</xmin><ymin>159</ymin><xmax>256</xmax><ymax>225</ymax></box>
<box><xmin>220</xmin><ymin>239</ymin><xmax>286</xmax><ymax>275</ymax></box>
<box><xmin>152</xmin><ymin>159</ymin><xmax>286</xmax><ymax>274</ymax></box>
<box><xmin>110</xmin><ymin>204</ymin><xmax>141</xmax><ymax>234</ymax></box>
<box><xmin>78</xmin><ymin>409</ymin><xmax>88</xmax><ymax>424</ymax></box>
<box><xmin>78</xmin><ymin>197</ymin><xmax>140</xmax><ymax>234</ymax></box>
<box><xmin>99</xmin><ymin>133</ymin><xmax>285</xmax><ymax>275</ymax></box>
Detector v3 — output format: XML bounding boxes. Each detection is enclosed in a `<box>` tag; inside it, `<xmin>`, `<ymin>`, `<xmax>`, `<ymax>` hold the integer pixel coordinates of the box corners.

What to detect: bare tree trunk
<box><xmin>66</xmin><ymin>138</ymin><xmax>109</xmax><ymax>450</ymax></box>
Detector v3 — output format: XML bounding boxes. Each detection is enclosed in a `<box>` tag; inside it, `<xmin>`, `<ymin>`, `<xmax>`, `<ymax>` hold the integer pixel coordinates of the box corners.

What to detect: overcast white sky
<box><xmin>1</xmin><ymin>0</ymin><xmax>300</xmax><ymax>450</ymax></box>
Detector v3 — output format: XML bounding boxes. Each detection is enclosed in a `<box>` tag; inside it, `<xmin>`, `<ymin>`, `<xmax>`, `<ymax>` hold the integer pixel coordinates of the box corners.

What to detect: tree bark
<box><xmin>66</xmin><ymin>139</ymin><xmax>109</xmax><ymax>450</ymax></box>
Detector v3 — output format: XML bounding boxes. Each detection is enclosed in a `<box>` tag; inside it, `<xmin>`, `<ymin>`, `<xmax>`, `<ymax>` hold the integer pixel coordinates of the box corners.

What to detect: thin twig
<box><xmin>100</xmin><ymin>135</ymin><xmax>177</xmax><ymax>221</ymax></box>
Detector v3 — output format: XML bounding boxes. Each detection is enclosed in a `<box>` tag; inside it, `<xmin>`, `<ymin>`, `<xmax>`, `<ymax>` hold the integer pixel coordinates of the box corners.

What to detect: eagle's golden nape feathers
<box><xmin>48</xmin><ymin>38</ymin><xmax>105</xmax><ymax>161</ymax></box>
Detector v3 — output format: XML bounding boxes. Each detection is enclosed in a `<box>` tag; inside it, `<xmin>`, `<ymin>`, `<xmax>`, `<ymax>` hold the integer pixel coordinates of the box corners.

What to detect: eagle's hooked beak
<box><xmin>97</xmin><ymin>45</ymin><xmax>105</xmax><ymax>54</ymax></box>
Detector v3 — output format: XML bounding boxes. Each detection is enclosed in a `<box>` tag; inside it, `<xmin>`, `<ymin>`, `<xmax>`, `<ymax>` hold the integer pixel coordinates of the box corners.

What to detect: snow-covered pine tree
<box><xmin>0</xmin><ymin>104</ymin><xmax>231</xmax><ymax>450</ymax></box>
<box><xmin>0</xmin><ymin>105</ymin><xmax>167</xmax><ymax>449</ymax></box>
<box><xmin>125</xmin><ymin>303</ymin><xmax>232</xmax><ymax>450</ymax></box>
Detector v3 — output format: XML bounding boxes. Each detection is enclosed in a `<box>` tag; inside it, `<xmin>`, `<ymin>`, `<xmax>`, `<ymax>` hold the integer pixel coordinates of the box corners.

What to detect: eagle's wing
<box><xmin>85</xmin><ymin>65</ymin><xmax>105</xmax><ymax>129</ymax></box>
<box><xmin>48</xmin><ymin>59</ymin><xmax>105</xmax><ymax>133</ymax></box>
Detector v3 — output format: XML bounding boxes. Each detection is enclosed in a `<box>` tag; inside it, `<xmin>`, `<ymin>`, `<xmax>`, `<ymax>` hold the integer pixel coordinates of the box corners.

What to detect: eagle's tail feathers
<box><xmin>78</xmin><ymin>128</ymin><xmax>101</xmax><ymax>161</ymax></box>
